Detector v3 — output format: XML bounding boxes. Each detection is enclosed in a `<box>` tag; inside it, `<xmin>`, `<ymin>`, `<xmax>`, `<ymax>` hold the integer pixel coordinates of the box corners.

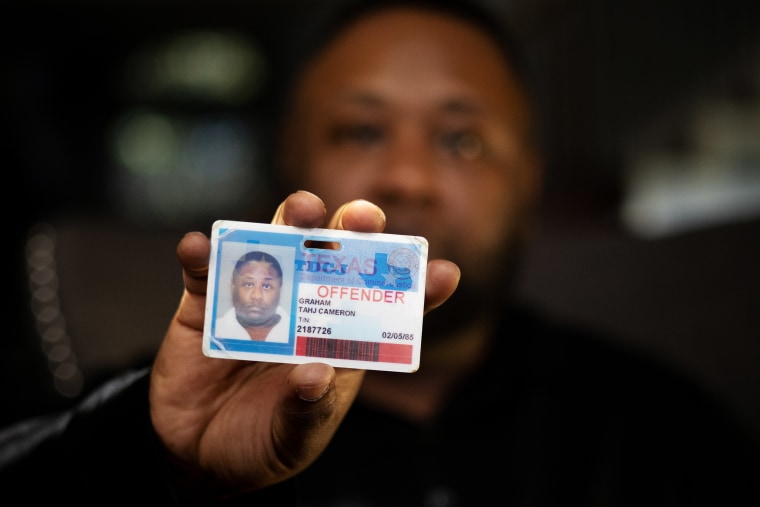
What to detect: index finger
<box><xmin>327</xmin><ymin>200</ymin><xmax>387</xmax><ymax>233</ymax></box>
<box><xmin>177</xmin><ymin>231</ymin><xmax>211</xmax><ymax>295</ymax></box>
<box><xmin>272</xmin><ymin>190</ymin><xmax>327</xmax><ymax>228</ymax></box>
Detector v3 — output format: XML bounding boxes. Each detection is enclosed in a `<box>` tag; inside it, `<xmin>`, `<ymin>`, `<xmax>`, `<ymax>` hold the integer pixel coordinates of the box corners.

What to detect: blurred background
<box><xmin>3</xmin><ymin>0</ymin><xmax>759</xmax><ymax>439</ymax></box>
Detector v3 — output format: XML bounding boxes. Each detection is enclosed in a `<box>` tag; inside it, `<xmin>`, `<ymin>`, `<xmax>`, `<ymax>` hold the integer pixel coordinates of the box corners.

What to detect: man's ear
<box><xmin>520</xmin><ymin>143</ymin><xmax>544</xmax><ymax>211</ymax></box>
<box><xmin>516</xmin><ymin>143</ymin><xmax>545</xmax><ymax>237</ymax></box>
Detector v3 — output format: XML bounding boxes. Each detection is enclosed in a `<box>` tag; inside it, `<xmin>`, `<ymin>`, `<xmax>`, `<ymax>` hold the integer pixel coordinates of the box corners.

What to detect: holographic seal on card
<box><xmin>202</xmin><ymin>220</ymin><xmax>428</xmax><ymax>372</ymax></box>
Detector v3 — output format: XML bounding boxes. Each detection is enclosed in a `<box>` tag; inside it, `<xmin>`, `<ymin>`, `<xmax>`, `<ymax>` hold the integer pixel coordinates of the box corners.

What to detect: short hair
<box><xmin>284</xmin><ymin>0</ymin><xmax>531</xmax><ymax>92</ymax></box>
<box><xmin>233</xmin><ymin>251</ymin><xmax>283</xmax><ymax>280</ymax></box>
<box><xmin>262</xmin><ymin>0</ymin><xmax>534</xmax><ymax>188</ymax></box>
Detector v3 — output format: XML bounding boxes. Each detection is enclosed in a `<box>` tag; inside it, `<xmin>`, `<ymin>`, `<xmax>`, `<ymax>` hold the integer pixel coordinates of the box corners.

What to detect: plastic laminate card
<box><xmin>202</xmin><ymin>220</ymin><xmax>428</xmax><ymax>372</ymax></box>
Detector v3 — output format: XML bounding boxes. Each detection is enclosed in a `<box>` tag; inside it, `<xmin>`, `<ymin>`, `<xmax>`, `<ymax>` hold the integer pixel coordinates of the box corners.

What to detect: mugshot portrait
<box><xmin>213</xmin><ymin>243</ymin><xmax>295</xmax><ymax>343</ymax></box>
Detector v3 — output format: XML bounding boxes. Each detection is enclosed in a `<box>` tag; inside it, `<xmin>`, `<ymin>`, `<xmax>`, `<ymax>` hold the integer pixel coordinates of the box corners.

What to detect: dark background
<box><xmin>3</xmin><ymin>0</ymin><xmax>759</xmax><ymax>439</ymax></box>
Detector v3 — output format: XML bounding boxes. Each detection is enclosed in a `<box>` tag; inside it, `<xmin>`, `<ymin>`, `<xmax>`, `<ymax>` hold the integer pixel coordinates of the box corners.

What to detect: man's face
<box><xmin>232</xmin><ymin>261</ymin><xmax>282</xmax><ymax>327</ymax></box>
<box><xmin>281</xmin><ymin>8</ymin><xmax>542</xmax><ymax>332</ymax></box>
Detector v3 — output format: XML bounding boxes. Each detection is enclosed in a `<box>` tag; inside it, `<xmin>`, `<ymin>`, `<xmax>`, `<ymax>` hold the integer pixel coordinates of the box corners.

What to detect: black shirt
<box><xmin>296</xmin><ymin>305</ymin><xmax>759</xmax><ymax>506</ymax></box>
<box><xmin>1</xmin><ymin>304</ymin><xmax>758</xmax><ymax>505</ymax></box>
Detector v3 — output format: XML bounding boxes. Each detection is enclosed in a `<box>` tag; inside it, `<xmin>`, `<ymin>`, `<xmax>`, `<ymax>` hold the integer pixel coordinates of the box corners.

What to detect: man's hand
<box><xmin>149</xmin><ymin>190</ymin><xmax>460</xmax><ymax>493</ymax></box>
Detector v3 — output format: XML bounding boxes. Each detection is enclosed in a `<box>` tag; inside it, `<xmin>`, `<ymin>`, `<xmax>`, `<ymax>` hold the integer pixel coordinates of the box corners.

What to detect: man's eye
<box><xmin>440</xmin><ymin>131</ymin><xmax>483</xmax><ymax>160</ymax></box>
<box><xmin>331</xmin><ymin>125</ymin><xmax>384</xmax><ymax>145</ymax></box>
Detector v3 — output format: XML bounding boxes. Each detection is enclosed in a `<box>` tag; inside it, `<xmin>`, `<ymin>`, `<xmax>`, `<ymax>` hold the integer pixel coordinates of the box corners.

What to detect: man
<box><xmin>1</xmin><ymin>1</ymin><xmax>758</xmax><ymax>505</ymax></box>
<box><xmin>215</xmin><ymin>250</ymin><xmax>289</xmax><ymax>343</ymax></box>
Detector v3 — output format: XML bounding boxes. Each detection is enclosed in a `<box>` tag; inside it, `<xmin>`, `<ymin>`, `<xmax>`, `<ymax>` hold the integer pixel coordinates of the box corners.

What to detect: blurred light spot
<box><xmin>28</xmin><ymin>266</ymin><xmax>55</xmax><ymax>286</ymax></box>
<box><xmin>621</xmin><ymin>56</ymin><xmax>760</xmax><ymax>238</ymax></box>
<box><xmin>34</xmin><ymin>303</ymin><xmax>60</xmax><ymax>323</ymax></box>
<box><xmin>26</xmin><ymin>252</ymin><xmax>52</xmax><ymax>270</ymax></box>
<box><xmin>33</xmin><ymin>286</ymin><xmax>58</xmax><ymax>303</ymax></box>
<box><xmin>114</xmin><ymin>110</ymin><xmax>178</xmax><ymax>176</ymax></box>
<box><xmin>123</xmin><ymin>30</ymin><xmax>266</xmax><ymax>105</ymax></box>
<box><xmin>47</xmin><ymin>343</ymin><xmax>72</xmax><ymax>363</ymax></box>
<box><xmin>54</xmin><ymin>362</ymin><xmax>81</xmax><ymax>381</ymax></box>
<box><xmin>42</xmin><ymin>326</ymin><xmax>66</xmax><ymax>343</ymax></box>
<box><xmin>110</xmin><ymin>28</ymin><xmax>268</xmax><ymax>228</ymax></box>
<box><xmin>622</xmin><ymin>153</ymin><xmax>760</xmax><ymax>238</ymax></box>
<box><xmin>110</xmin><ymin>111</ymin><xmax>260</xmax><ymax>227</ymax></box>
<box><xmin>54</xmin><ymin>365</ymin><xmax>83</xmax><ymax>398</ymax></box>
<box><xmin>26</xmin><ymin>223</ymin><xmax>83</xmax><ymax>399</ymax></box>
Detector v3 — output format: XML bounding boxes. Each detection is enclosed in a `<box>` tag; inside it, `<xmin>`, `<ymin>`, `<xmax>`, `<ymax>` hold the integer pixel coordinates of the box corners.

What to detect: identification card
<box><xmin>202</xmin><ymin>220</ymin><xmax>428</xmax><ymax>372</ymax></box>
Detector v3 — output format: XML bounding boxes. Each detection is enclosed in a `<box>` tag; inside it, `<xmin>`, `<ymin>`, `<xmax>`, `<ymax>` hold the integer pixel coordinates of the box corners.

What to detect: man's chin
<box><xmin>237</xmin><ymin>313</ymin><xmax>267</xmax><ymax>327</ymax></box>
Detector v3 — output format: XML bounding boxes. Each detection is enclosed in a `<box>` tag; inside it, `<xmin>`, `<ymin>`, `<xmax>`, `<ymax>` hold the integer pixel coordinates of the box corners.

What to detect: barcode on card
<box><xmin>296</xmin><ymin>336</ymin><xmax>413</xmax><ymax>365</ymax></box>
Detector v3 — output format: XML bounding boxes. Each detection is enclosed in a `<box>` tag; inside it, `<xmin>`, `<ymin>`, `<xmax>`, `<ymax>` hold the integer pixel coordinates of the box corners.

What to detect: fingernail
<box><xmin>297</xmin><ymin>383</ymin><xmax>331</xmax><ymax>402</ymax></box>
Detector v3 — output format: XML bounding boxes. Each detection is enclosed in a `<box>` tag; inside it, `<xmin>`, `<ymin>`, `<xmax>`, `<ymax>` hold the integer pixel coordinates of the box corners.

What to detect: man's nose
<box><xmin>375</xmin><ymin>130</ymin><xmax>437</xmax><ymax>197</ymax></box>
<box><xmin>248</xmin><ymin>284</ymin><xmax>264</xmax><ymax>300</ymax></box>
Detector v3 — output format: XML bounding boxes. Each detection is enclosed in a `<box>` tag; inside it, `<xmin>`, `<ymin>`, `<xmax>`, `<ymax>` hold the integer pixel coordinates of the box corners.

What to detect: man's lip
<box><xmin>381</xmin><ymin>217</ymin><xmax>430</xmax><ymax>237</ymax></box>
